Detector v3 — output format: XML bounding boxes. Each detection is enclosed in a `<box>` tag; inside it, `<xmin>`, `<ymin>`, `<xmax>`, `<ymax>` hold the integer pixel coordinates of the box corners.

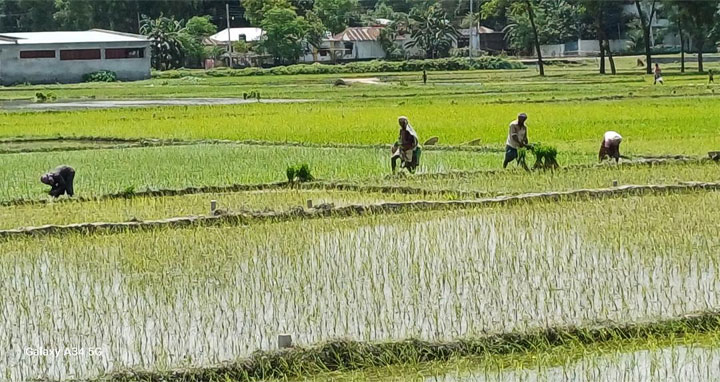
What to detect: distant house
<box><xmin>0</xmin><ymin>29</ymin><xmax>150</xmax><ymax>85</ymax></box>
<box><xmin>301</xmin><ymin>26</ymin><xmax>420</xmax><ymax>63</ymax></box>
<box><xmin>459</xmin><ymin>25</ymin><xmax>506</xmax><ymax>53</ymax></box>
<box><xmin>207</xmin><ymin>27</ymin><xmax>264</xmax><ymax>45</ymax></box>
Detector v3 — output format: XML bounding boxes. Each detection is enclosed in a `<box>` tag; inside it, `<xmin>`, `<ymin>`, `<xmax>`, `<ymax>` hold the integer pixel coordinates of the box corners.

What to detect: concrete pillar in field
<box><xmin>278</xmin><ymin>334</ymin><xmax>292</xmax><ymax>349</ymax></box>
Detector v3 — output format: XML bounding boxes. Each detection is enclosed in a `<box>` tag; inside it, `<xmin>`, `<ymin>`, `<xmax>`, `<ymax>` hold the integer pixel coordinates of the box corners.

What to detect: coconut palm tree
<box><xmin>407</xmin><ymin>5</ymin><xmax>459</xmax><ymax>59</ymax></box>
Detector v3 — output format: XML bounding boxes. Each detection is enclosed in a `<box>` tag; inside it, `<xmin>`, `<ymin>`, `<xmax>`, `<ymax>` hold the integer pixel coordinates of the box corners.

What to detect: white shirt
<box><xmin>506</xmin><ymin>120</ymin><xmax>527</xmax><ymax>149</ymax></box>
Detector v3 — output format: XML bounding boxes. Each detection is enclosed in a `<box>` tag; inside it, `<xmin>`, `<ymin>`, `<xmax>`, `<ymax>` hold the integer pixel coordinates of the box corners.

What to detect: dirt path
<box><xmin>0</xmin><ymin>98</ymin><xmax>314</xmax><ymax>112</ymax></box>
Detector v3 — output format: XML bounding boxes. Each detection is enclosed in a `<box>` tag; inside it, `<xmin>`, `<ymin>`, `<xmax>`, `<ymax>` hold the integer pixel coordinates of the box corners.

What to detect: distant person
<box><xmin>599</xmin><ymin>131</ymin><xmax>623</xmax><ymax>163</ymax></box>
<box><xmin>503</xmin><ymin>113</ymin><xmax>529</xmax><ymax>168</ymax></box>
<box><xmin>422</xmin><ymin>70</ymin><xmax>427</xmax><ymax>85</ymax></box>
<box><xmin>709</xmin><ymin>69</ymin><xmax>715</xmax><ymax>84</ymax></box>
<box><xmin>653</xmin><ymin>63</ymin><xmax>664</xmax><ymax>85</ymax></box>
<box><xmin>40</xmin><ymin>165</ymin><xmax>75</xmax><ymax>198</ymax></box>
<box><xmin>391</xmin><ymin>116</ymin><xmax>420</xmax><ymax>173</ymax></box>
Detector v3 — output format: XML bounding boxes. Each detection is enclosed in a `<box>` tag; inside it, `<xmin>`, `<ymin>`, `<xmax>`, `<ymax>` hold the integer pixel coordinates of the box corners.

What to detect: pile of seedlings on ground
<box><xmin>286</xmin><ymin>164</ymin><xmax>314</xmax><ymax>184</ymax></box>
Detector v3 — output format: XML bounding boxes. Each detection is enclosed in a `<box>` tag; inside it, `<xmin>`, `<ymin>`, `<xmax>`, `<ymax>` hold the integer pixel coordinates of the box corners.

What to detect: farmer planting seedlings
<box><xmin>391</xmin><ymin>116</ymin><xmax>421</xmax><ymax>174</ymax></box>
<box><xmin>599</xmin><ymin>131</ymin><xmax>623</xmax><ymax>163</ymax></box>
<box><xmin>503</xmin><ymin>113</ymin><xmax>529</xmax><ymax>169</ymax></box>
<box><xmin>40</xmin><ymin>165</ymin><xmax>75</xmax><ymax>198</ymax></box>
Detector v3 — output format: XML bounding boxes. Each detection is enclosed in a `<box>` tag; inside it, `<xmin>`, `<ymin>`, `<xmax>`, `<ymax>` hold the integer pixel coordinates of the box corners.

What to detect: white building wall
<box><xmin>0</xmin><ymin>41</ymin><xmax>150</xmax><ymax>85</ymax></box>
<box><xmin>353</xmin><ymin>41</ymin><xmax>385</xmax><ymax>60</ymax></box>
<box><xmin>540</xmin><ymin>44</ymin><xmax>565</xmax><ymax>57</ymax></box>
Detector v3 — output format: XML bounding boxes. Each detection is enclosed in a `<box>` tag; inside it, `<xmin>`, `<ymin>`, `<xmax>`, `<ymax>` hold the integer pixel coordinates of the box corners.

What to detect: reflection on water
<box><xmin>430</xmin><ymin>345</ymin><xmax>720</xmax><ymax>382</ymax></box>
<box><xmin>2</xmin><ymin>210</ymin><xmax>719</xmax><ymax>381</ymax></box>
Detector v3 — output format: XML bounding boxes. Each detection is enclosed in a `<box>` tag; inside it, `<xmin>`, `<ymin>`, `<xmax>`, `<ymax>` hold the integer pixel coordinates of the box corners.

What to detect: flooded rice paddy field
<box><xmin>2</xmin><ymin>191</ymin><xmax>720</xmax><ymax>380</ymax></box>
<box><xmin>297</xmin><ymin>335</ymin><xmax>720</xmax><ymax>382</ymax></box>
<box><xmin>0</xmin><ymin>189</ymin><xmax>444</xmax><ymax>230</ymax></box>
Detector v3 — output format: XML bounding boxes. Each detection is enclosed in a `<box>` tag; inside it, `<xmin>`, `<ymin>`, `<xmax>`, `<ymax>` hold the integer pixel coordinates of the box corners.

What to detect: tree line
<box><xmin>1</xmin><ymin>0</ymin><xmax>718</xmax><ymax>74</ymax></box>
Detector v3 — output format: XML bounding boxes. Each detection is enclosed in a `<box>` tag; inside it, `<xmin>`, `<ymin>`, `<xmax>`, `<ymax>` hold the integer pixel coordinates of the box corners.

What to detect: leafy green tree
<box><xmin>241</xmin><ymin>0</ymin><xmax>292</xmax><ymax>25</ymax></box>
<box><xmin>304</xmin><ymin>10</ymin><xmax>328</xmax><ymax>49</ymax></box>
<box><xmin>407</xmin><ymin>4</ymin><xmax>459</xmax><ymax>58</ymax></box>
<box><xmin>17</xmin><ymin>0</ymin><xmax>57</xmax><ymax>31</ymax></box>
<box><xmin>313</xmin><ymin>0</ymin><xmax>359</xmax><ymax>34</ymax></box>
<box><xmin>484</xmin><ymin>0</ymin><xmax>545</xmax><ymax>76</ymax></box>
<box><xmin>140</xmin><ymin>15</ymin><xmax>187</xmax><ymax>70</ymax></box>
<box><xmin>581</xmin><ymin>0</ymin><xmax>612</xmax><ymax>74</ymax></box>
<box><xmin>53</xmin><ymin>0</ymin><xmax>93</xmax><ymax>30</ymax></box>
<box><xmin>663</xmin><ymin>0</ymin><xmax>690</xmax><ymax>72</ymax></box>
<box><xmin>672</xmin><ymin>0</ymin><xmax>720</xmax><ymax>73</ymax></box>
<box><xmin>258</xmin><ymin>7</ymin><xmax>308</xmax><ymax>65</ymax></box>
<box><xmin>377</xmin><ymin>11</ymin><xmax>410</xmax><ymax>59</ymax></box>
<box><xmin>632</xmin><ymin>0</ymin><xmax>657</xmax><ymax>74</ymax></box>
<box><xmin>183</xmin><ymin>16</ymin><xmax>218</xmax><ymax>68</ymax></box>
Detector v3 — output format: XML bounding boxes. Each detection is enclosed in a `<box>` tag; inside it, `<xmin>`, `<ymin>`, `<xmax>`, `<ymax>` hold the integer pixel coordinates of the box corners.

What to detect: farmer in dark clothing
<box><xmin>41</xmin><ymin>165</ymin><xmax>75</xmax><ymax>197</ymax></box>
<box><xmin>503</xmin><ymin>113</ymin><xmax>529</xmax><ymax>168</ymax></box>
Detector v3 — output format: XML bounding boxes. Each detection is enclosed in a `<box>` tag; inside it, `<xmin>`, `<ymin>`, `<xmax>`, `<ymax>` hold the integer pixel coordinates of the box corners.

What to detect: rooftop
<box><xmin>330</xmin><ymin>27</ymin><xmax>384</xmax><ymax>42</ymax></box>
<box><xmin>460</xmin><ymin>26</ymin><xmax>499</xmax><ymax>36</ymax></box>
<box><xmin>209</xmin><ymin>28</ymin><xmax>264</xmax><ymax>43</ymax></box>
<box><xmin>0</xmin><ymin>29</ymin><xmax>148</xmax><ymax>45</ymax></box>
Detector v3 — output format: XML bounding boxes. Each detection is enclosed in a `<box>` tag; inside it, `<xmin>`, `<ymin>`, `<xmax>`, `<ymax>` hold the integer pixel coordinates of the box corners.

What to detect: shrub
<box><xmin>83</xmin><ymin>70</ymin><xmax>118</xmax><ymax>82</ymax></box>
<box><xmin>154</xmin><ymin>56</ymin><xmax>523</xmax><ymax>79</ymax></box>
<box><xmin>33</xmin><ymin>91</ymin><xmax>57</xmax><ymax>103</ymax></box>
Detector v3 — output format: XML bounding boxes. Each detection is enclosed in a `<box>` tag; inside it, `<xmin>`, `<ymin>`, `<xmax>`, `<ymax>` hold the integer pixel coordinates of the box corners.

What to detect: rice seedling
<box><xmin>2</xmin><ymin>191</ymin><xmax>720</xmax><ymax>381</ymax></box>
<box><xmin>1</xmin><ymin>96</ymin><xmax>718</xmax><ymax>157</ymax></box>
<box><xmin>366</xmin><ymin>161</ymin><xmax>720</xmax><ymax>196</ymax></box>
<box><xmin>292</xmin><ymin>331</ymin><xmax>720</xmax><ymax>382</ymax></box>
<box><xmin>0</xmin><ymin>144</ymin><xmax>502</xmax><ymax>203</ymax></box>
<box><xmin>0</xmin><ymin>189</ymin><xmax>449</xmax><ymax>230</ymax></box>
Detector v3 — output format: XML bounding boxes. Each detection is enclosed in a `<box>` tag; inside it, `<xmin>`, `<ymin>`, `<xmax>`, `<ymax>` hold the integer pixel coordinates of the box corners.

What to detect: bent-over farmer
<box><xmin>41</xmin><ymin>165</ymin><xmax>75</xmax><ymax>198</ymax></box>
<box><xmin>391</xmin><ymin>116</ymin><xmax>420</xmax><ymax>173</ymax></box>
<box><xmin>599</xmin><ymin>131</ymin><xmax>623</xmax><ymax>163</ymax></box>
<box><xmin>503</xmin><ymin>113</ymin><xmax>529</xmax><ymax>168</ymax></box>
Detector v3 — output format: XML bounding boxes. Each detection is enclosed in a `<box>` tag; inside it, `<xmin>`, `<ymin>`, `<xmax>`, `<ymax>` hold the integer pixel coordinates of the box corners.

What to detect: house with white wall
<box><xmin>207</xmin><ymin>27</ymin><xmax>264</xmax><ymax>44</ymax></box>
<box><xmin>302</xmin><ymin>27</ymin><xmax>387</xmax><ymax>63</ymax></box>
<box><xmin>0</xmin><ymin>29</ymin><xmax>150</xmax><ymax>85</ymax></box>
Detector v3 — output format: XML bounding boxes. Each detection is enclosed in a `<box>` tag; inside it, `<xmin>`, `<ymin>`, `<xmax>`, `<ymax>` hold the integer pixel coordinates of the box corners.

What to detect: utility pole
<box><xmin>226</xmin><ymin>3</ymin><xmax>232</xmax><ymax>67</ymax></box>
<box><xmin>469</xmin><ymin>0</ymin><xmax>474</xmax><ymax>57</ymax></box>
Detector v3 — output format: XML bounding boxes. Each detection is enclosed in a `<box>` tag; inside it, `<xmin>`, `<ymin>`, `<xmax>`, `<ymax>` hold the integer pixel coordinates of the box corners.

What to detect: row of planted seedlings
<box><xmin>1</xmin><ymin>157</ymin><xmax>718</xmax><ymax>232</ymax></box>
<box><xmin>3</xmin><ymin>192</ymin><xmax>720</xmax><ymax>381</ymax></box>
<box><xmin>290</xmin><ymin>331</ymin><xmax>720</xmax><ymax>382</ymax></box>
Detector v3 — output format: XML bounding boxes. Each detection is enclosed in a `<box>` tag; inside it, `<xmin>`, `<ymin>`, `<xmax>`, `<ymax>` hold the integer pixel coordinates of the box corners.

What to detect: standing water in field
<box><xmin>2</xmin><ymin>193</ymin><xmax>720</xmax><ymax>380</ymax></box>
<box><xmin>426</xmin><ymin>345</ymin><xmax>720</xmax><ymax>382</ymax></box>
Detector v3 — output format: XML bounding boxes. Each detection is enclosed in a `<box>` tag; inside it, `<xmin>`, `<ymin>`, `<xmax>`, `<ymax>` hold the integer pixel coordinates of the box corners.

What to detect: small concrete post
<box><xmin>306</xmin><ymin>199</ymin><xmax>313</xmax><ymax>209</ymax></box>
<box><xmin>612</xmin><ymin>180</ymin><xmax>618</xmax><ymax>187</ymax></box>
<box><xmin>278</xmin><ymin>334</ymin><xmax>292</xmax><ymax>349</ymax></box>
<box><xmin>210</xmin><ymin>200</ymin><xmax>217</xmax><ymax>213</ymax></box>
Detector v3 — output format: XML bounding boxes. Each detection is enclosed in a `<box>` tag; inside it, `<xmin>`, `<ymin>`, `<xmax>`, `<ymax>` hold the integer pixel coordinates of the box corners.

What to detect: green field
<box><xmin>3</xmin><ymin>56</ymin><xmax>720</xmax><ymax>381</ymax></box>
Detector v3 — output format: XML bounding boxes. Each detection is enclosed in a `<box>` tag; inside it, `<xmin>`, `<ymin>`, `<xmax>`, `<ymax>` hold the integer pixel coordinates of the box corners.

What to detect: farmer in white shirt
<box><xmin>599</xmin><ymin>131</ymin><xmax>623</xmax><ymax>163</ymax></box>
<box><xmin>503</xmin><ymin>113</ymin><xmax>529</xmax><ymax>168</ymax></box>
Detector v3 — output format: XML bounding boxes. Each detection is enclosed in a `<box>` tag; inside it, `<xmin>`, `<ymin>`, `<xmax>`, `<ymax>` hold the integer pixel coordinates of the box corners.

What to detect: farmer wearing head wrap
<box><xmin>599</xmin><ymin>131</ymin><xmax>623</xmax><ymax>163</ymax></box>
<box><xmin>40</xmin><ymin>165</ymin><xmax>75</xmax><ymax>198</ymax></box>
<box><xmin>392</xmin><ymin>116</ymin><xmax>420</xmax><ymax>173</ymax></box>
<box><xmin>503</xmin><ymin>113</ymin><xmax>529</xmax><ymax>168</ymax></box>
